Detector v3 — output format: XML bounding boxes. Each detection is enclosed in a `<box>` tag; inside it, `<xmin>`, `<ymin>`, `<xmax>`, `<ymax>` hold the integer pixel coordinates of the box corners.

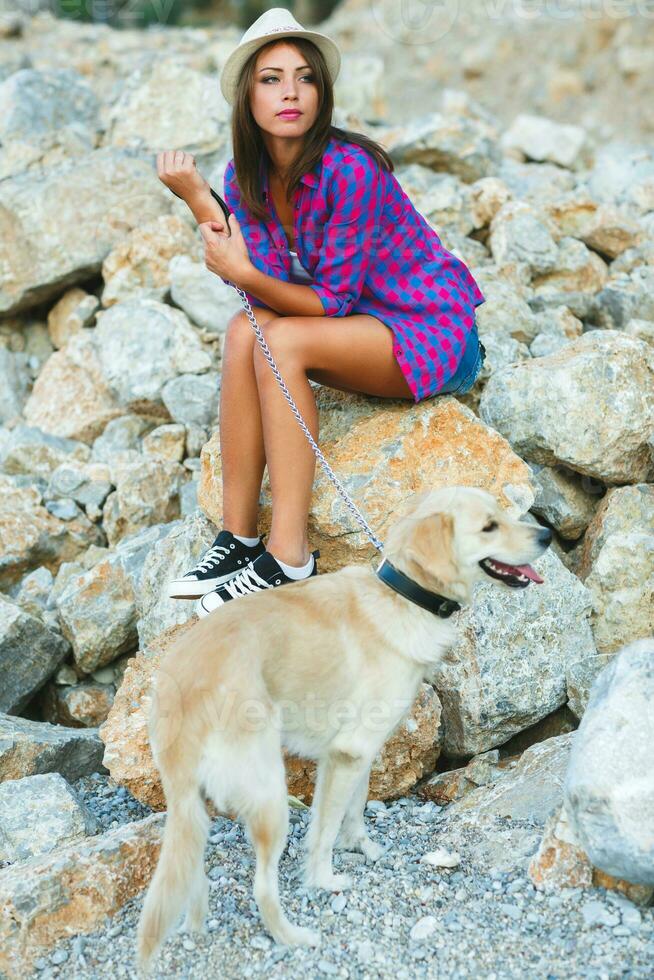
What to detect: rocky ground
<box><xmin>26</xmin><ymin>775</ymin><xmax>654</xmax><ymax>979</ymax></box>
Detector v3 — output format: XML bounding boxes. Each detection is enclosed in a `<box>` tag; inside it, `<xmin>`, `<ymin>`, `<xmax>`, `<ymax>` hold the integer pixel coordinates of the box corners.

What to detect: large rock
<box><xmin>479</xmin><ymin>331</ymin><xmax>654</xmax><ymax>484</ymax></box>
<box><xmin>0</xmin><ymin>595</ymin><xmax>70</xmax><ymax>713</ymax></box>
<box><xmin>23</xmin><ymin>331</ymin><xmax>122</xmax><ymax>443</ymax></box>
<box><xmin>0</xmin><ymin>424</ymin><xmax>90</xmax><ymax>480</ymax></box>
<box><xmin>576</xmin><ymin>485</ymin><xmax>654</xmax><ymax>654</ymax></box>
<box><xmin>0</xmin><ymin>147</ymin><xmax>170</xmax><ymax>316</ymax></box>
<box><xmin>0</xmin><ymin>474</ymin><xmax>104</xmax><ymax>589</ymax></box>
<box><xmin>136</xmin><ymin>512</ymin><xmax>216</xmax><ymax>647</ymax></box>
<box><xmin>0</xmin><ymin>813</ymin><xmax>164</xmax><ymax>979</ymax></box>
<box><xmin>0</xmin><ymin>68</ymin><xmax>100</xmax><ymax>180</ymax></box>
<box><xmin>431</xmin><ymin>548</ymin><xmax>595</xmax><ymax>756</ymax></box>
<box><xmin>529</xmin><ymin>803</ymin><xmax>654</xmax><ymax>905</ymax></box>
<box><xmin>0</xmin><ymin>772</ymin><xmax>98</xmax><ymax>862</ymax></box>
<box><xmin>100</xmin><ymin>214</ymin><xmax>198</xmax><ymax>306</ymax></box>
<box><xmin>564</xmin><ymin>637</ymin><xmax>654</xmax><ymax>886</ymax></box>
<box><xmin>383</xmin><ymin>110</ymin><xmax>502</xmax><ymax>182</ymax></box>
<box><xmin>100</xmin><ymin>623</ymin><xmax>443</xmax><ymax>810</ymax></box>
<box><xmin>92</xmin><ymin>299</ymin><xmax>212</xmax><ymax>412</ymax></box>
<box><xmin>501</xmin><ymin>113</ymin><xmax>588</xmax><ymax>169</ymax></box>
<box><xmin>54</xmin><ymin>524</ymin><xmax>172</xmax><ymax>674</ymax></box>
<box><xmin>0</xmin><ymin>713</ymin><xmax>106</xmax><ymax>782</ymax></box>
<box><xmin>168</xmin><ymin>253</ymin><xmax>242</xmax><ymax>333</ymax></box>
<box><xmin>106</xmin><ymin>59</ymin><xmax>229</xmax><ymax>152</ymax></box>
<box><xmin>101</xmin><ymin>457</ymin><xmax>184</xmax><ymax>548</ymax></box>
<box><xmin>199</xmin><ymin>392</ymin><xmax>537</xmax><ymax>572</ymax></box>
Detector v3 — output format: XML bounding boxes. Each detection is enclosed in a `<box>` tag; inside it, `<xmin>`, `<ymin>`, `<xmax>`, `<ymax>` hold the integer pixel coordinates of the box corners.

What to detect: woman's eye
<box><xmin>263</xmin><ymin>75</ymin><xmax>314</xmax><ymax>83</ymax></box>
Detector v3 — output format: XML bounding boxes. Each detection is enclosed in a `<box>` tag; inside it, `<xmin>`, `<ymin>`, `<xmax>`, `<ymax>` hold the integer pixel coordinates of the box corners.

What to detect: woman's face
<box><xmin>249</xmin><ymin>42</ymin><xmax>319</xmax><ymax>145</ymax></box>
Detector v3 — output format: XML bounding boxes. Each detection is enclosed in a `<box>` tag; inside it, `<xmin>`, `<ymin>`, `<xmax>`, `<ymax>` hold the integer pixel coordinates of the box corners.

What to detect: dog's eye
<box><xmin>483</xmin><ymin>521</ymin><xmax>498</xmax><ymax>532</ymax></box>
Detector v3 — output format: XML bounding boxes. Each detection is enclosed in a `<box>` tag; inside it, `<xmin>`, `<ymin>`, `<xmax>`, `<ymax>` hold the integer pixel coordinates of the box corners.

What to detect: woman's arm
<box><xmin>238</xmin><ymin>266</ymin><xmax>325</xmax><ymax>316</ymax></box>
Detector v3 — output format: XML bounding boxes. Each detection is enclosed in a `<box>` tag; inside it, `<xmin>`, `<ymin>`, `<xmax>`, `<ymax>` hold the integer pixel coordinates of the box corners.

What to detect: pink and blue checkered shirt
<box><xmin>221</xmin><ymin>135</ymin><xmax>486</xmax><ymax>402</ymax></box>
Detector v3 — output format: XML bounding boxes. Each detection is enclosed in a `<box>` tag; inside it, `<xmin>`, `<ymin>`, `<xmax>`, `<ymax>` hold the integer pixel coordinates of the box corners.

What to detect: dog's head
<box><xmin>383</xmin><ymin>486</ymin><xmax>551</xmax><ymax>605</ymax></box>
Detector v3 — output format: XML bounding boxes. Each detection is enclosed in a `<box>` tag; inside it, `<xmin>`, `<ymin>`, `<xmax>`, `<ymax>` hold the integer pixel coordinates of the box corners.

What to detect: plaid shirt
<box><xmin>221</xmin><ymin>135</ymin><xmax>486</xmax><ymax>402</ymax></box>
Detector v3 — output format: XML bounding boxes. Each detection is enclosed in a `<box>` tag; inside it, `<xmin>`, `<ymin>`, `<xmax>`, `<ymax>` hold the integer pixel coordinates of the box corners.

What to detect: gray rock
<box><xmin>137</xmin><ymin>511</ymin><xmax>217</xmax><ymax>646</ymax></box>
<box><xmin>0</xmin><ymin>424</ymin><xmax>90</xmax><ymax>479</ymax></box>
<box><xmin>92</xmin><ymin>299</ymin><xmax>212</xmax><ymax>411</ymax></box>
<box><xmin>0</xmin><ymin>713</ymin><xmax>106</xmax><ymax>782</ymax></box>
<box><xmin>0</xmin><ymin>595</ymin><xmax>69</xmax><ymax>713</ymax></box>
<box><xmin>55</xmin><ymin>523</ymin><xmax>171</xmax><ymax>674</ymax></box>
<box><xmin>0</xmin><ymin>348</ymin><xmax>31</xmax><ymax>423</ymax></box>
<box><xmin>168</xmin><ymin>254</ymin><xmax>241</xmax><ymax>333</ymax></box>
<box><xmin>489</xmin><ymin>201</ymin><xmax>559</xmax><ymax>277</ymax></box>
<box><xmin>529</xmin><ymin>462</ymin><xmax>601</xmax><ymax>540</ymax></box>
<box><xmin>432</xmin><ymin>549</ymin><xmax>595</xmax><ymax>756</ymax></box>
<box><xmin>565</xmin><ymin>637</ymin><xmax>654</xmax><ymax>885</ymax></box>
<box><xmin>589</xmin><ymin>266</ymin><xmax>654</xmax><ymax>330</ymax></box>
<box><xmin>501</xmin><ymin>113</ymin><xmax>588</xmax><ymax>170</ymax></box>
<box><xmin>479</xmin><ymin>330</ymin><xmax>654</xmax><ymax>485</ymax></box>
<box><xmin>0</xmin><ymin>147</ymin><xmax>170</xmax><ymax>317</ymax></box>
<box><xmin>0</xmin><ymin>68</ymin><xmax>100</xmax><ymax>181</ymax></box>
<box><xmin>161</xmin><ymin>372</ymin><xmax>220</xmax><ymax>427</ymax></box>
<box><xmin>0</xmin><ymin>772</ymin><xmax>98</xmax><ymax>862</ymax></box>
<box><xmin>385</xmin><ymin>110</ymin><xmax>502</xmax><ymax>183</ymax></box>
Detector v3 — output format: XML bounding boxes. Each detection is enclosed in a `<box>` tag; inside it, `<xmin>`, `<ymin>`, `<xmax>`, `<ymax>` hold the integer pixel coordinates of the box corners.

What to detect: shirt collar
<box><xmin>259</xmin><ymin>151</ymin><xmax>321</xmax><ymax>201</ymax></box>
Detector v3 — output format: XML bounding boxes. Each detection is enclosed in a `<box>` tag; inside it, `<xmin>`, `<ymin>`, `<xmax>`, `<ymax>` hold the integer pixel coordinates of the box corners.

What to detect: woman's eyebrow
<box><xmin>258</xmin><ymin>65</ymin><xmax>311</xmax><ymax>72</ymax></box>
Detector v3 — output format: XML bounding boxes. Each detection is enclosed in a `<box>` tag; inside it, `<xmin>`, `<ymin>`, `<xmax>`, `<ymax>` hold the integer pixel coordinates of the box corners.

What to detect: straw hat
<box><xmin>219</xmin><ymin>6</ymin><xmax>341</xmax><ymax>107</ymax></box>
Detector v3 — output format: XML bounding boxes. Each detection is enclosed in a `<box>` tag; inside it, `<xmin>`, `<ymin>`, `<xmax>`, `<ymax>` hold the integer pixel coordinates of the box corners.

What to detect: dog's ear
<box><xmin>403</xmin><ymin>512</ymin><xmax>460</xmax><ymax>595</ymax></box>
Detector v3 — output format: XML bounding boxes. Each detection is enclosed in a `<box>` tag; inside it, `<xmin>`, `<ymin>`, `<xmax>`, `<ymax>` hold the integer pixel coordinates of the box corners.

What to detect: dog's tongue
<box><xmin>496</xmin><ymin>559</ymin><xmax>545</xmax><ymax>584</ymax></box>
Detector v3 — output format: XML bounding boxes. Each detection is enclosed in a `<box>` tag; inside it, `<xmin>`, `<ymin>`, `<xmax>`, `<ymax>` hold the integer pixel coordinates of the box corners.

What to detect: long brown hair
<box><xmin>230</xmin><ymin>37</ymin><xmax>394</xmax><ymax>223</ymax></box>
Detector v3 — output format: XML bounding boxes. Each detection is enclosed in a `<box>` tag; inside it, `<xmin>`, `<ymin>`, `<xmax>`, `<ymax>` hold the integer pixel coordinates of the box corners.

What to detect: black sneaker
<box><xmin>195</xmin><ymin>548</ymin><xmax>320</xmax><ymax>618</ymax></box>
<box><xmin>167</xmin><ymin>529</ymin><xmax>267</xmax><ymax>599</ymax></box>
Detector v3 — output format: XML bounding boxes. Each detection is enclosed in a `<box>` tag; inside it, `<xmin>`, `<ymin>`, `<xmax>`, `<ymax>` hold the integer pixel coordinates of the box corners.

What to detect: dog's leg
<box><xmin>247</xmin><ymin>795</ymin><xmax>320</xmax><ymax>948</ymax></box>
<box><xmin>136</xmin><ymin>782</ymin><xmax>210</xmax><ymax>973</ymax></box>
<box><xmin>335</xmin><ymin>765</ymin><xmax>384</xmax><ymax>861</ymax></box>
<box><xmin>303</xmin><ymin>751</ymin><xmax>371</xmax><ymax>891</ymax></box>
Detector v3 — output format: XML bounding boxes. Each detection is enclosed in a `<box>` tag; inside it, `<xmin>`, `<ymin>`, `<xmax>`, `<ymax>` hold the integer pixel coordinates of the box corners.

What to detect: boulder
<box><xmin>431</xmin><ymin>548</ymin><xmax>594</xmax><ymax>756</ymax></box>
<box><xmin>0</xmin><ymin>813</ymin><xmax>164</xmax><ymax>979</ymax></box>
<box><xmin>0</xmin><ymin>772</ymin><xmax>98</xmax><ymax>862</ymax></box>
<box><xmin>199</xmin><ymin>392</ymin><xmax>537</xmax><ymax>573</ymax></box>
<box><xmin>0</xmin><ymin>713</ymin><xmax>106</xmax><ymax>783</ymax></box>
<box><xmin>564</xmin><ymin>637</ymin><xmax>654</xmax><ymax>886</ymax></box>
<box><xmin>0</xmin><ymin>147</ymin><xmax>170</xmax><ymax>316</ymax></box>
<box><xmin>0</xmin><ymin>595</ymin><xmax>70</xmax><ymax>713</ymax></box>
<box><xmin>479</xmin><ymin>331</ymin><xmax>654</xmax><ymax>485</ymax></box>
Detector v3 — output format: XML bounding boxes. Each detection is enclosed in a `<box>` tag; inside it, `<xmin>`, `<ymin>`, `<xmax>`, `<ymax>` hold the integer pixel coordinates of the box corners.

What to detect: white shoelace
<box><xmin>222</xmin><ymin>565</ymin><xmax>273</xmax><ymax>599</ymax></box>
<box><xmin>192</xmin><ymin>543</ymin><xmax>232</xmax><ymax>574</ymax></box>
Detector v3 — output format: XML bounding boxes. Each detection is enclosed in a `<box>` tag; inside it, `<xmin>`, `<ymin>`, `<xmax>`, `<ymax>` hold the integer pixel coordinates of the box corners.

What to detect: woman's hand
<box><xmin>200</xmin><ymin>214</ymin><xmax>252</xmax><ymax>287</ymax></box>
<box><xmin>156</xmin><ymin>150</ymin><xmax>210</xmax><ymax>206</ymax></box>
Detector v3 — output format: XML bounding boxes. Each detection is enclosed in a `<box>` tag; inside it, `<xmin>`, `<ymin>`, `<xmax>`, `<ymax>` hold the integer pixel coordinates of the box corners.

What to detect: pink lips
<box><xmin>278</xmin><ymin>111</ymin><xmax>301</xmax><ymax>118</ymax></box>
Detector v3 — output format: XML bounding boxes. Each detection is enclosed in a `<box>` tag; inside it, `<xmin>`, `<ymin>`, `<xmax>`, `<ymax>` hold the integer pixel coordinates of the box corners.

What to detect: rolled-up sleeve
<box><xmin>309</xmin><ymin>153</ymin><xmax>385</xmax><ymax>317</ymax></box>
<box><xmin>217</xmin><ymin>160</ymin><xmax>263</xmax><ymax>308</ymax></box>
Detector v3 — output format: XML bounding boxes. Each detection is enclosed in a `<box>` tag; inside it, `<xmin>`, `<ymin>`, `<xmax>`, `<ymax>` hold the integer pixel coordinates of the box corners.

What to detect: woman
<box><xmin>158</xmin><ymin>7</ymin><xmax>486</xmax><ymax>618</ymax></box>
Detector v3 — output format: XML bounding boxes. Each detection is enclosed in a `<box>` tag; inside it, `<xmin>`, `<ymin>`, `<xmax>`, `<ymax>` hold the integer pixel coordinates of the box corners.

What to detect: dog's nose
<box><xmin>537</xmin><ymin>527</ymin><xmax>553</xmax><ymax>546</ymax></box>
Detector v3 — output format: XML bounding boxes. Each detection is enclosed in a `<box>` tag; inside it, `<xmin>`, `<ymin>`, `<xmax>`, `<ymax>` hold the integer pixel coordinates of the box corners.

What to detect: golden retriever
<box><xmin>136</xmin><ymin>486</ymin><xmax>551</xmax><ymax>970</ymax></box>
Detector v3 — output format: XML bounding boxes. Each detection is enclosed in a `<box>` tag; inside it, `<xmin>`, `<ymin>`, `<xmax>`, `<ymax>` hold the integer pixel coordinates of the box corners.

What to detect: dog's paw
<box><xmin>274</xmin><ymin>923</ymin><xmax>321</xmax><ymax>947</ymax></box>
<box><xmin>361</xmin><ymin>839</ymin><xmax>385</xmax><ymax>862</ymax></box>
<box><xmin>304</xmin><ymin>871</ymin><xmax>352</xmax><ymax>892</ymax></box>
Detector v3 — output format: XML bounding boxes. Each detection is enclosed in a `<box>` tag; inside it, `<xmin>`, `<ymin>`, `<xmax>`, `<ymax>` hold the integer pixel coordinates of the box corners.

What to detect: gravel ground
<box><xmin>25</xmin><ymin>775</ymin><xmax>654</xmax><ymax>979</ymax></box>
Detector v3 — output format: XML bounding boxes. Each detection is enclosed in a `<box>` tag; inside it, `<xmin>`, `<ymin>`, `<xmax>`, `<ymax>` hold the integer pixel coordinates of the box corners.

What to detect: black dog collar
<box><xmin>375</xmin><ymin>557</ymin><xmax>461</xmax><ymax>619</ymax></box>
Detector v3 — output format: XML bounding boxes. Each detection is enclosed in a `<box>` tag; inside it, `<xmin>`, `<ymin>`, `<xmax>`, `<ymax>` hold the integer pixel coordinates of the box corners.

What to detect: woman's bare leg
<box><xmin>253</xmin><ymin>313</ymin><xmax>413</xmax><ymax>568</ymax></box>
<box><xmin>219</xmin><ymin>307</ymin><xmax>278</xmax><ymax>537</ymax></box>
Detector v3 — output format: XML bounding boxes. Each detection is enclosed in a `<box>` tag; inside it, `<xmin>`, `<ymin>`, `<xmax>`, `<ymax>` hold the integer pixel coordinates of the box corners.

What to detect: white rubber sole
<box><xmin>167</xmin><ymin>565</ymin><xmax>253</xmax><ymax>600</ymax></box>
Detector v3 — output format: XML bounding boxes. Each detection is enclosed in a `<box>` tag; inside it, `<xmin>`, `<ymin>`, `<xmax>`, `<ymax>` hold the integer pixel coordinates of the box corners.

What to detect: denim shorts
<box><xmin>438</xmin><ymin>320</ymin><xmax>487</xmax><ymax>396</ymax></box>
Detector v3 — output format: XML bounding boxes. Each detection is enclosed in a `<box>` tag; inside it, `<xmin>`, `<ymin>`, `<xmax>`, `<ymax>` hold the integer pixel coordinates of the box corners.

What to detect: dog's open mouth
<box><xmin>479</xmin><ymin>557</ymin><xmax>544</xmax><ymax>588</ymax></box>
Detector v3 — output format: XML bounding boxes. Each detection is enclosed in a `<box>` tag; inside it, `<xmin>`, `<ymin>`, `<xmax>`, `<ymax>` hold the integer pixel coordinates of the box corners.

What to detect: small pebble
<box><xmin>420</xmin><ymin>848</ymin><xmax>461</xmax><ymax>868</ymax></box>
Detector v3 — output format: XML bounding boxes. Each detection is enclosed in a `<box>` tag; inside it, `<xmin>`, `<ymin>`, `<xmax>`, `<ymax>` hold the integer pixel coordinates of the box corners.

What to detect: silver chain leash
<box><xmin>233</xmin><ymin>285</ymin><xmax>385</xmax><ymax>553</ymax></box>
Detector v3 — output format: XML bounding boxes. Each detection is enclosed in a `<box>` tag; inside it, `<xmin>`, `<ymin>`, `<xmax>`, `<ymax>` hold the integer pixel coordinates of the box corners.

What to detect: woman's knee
<box><xmin>224</xmin><ymin>307</ymin><xmax>276</xmax><ymax>356</ymax></box>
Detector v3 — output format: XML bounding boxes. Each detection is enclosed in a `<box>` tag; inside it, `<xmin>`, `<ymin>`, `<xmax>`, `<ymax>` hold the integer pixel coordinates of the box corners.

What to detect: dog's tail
<box><xmin>136</xmin><ymin>672</ymin><xmax>211</xmax><ymax>974</ymax></box>
<box><xmin>136</xmin><ymin>776</ymin><xmax>210</xmax><ymax>972</ymax></box>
